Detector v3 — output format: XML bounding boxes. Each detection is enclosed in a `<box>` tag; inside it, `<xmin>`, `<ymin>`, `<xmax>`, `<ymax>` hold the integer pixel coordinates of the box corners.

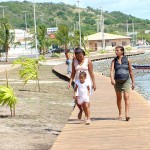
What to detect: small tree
<box><xmin>0</xmin><ymin>18</ymin><xmax>14</xmax><ymax>62</ymax></box>
<box><xmin>0</xmin><ymin>70</ymin><xmax>17</xmax><ymax>117</ymax></box>
<box><xmin>55</xmin><ymin>24</ymin><xmax>71</xmax><ymax>51</ymax></box>
<box><xmin>13</xmin><ymin>56</ymin><xmax>45</xmax><ymax>92</ymax></box>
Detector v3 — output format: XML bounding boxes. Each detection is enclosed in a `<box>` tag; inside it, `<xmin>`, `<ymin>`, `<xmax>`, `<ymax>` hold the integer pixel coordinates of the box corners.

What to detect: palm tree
<box><xmin>0</xmin><ymin>18</ymin><xmax>14</xmax><ymax>62</ymax></box>
<box><xmin>55</xmin><ymin>24</ymin><xmax>71</xmax><ymax>52</ymax></box>
<box><xmin>37</xmin><ymin>25</ymin><xmax>47</xmax><ymax>55</ymax></box>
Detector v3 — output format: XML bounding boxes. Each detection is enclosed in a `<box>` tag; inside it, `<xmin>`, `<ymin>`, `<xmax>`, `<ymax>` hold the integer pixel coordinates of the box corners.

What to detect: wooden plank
<box><xmin>51</xmin><ymin>52</ymin><xmax>150</xmax><ymax>150</ymax></box>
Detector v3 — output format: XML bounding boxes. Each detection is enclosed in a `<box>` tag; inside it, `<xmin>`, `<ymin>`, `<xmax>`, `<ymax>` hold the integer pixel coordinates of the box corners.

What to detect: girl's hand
<box><xmin>92</xmin><ymin>84</ymin><xmax>96</xmax><ymax>91</ymax></box>
<box><xmin>111</xmin><ymin>79</ymin><xmax>115</xmax><ymax>85</ymax></box>
<box><xmin>132</xmin><ymin>82</ymin><xmax>135</xmax><ymax>90</ymax></box>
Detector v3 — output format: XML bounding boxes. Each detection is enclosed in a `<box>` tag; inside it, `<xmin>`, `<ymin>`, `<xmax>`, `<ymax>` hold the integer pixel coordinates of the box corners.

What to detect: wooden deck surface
<box><xmin>51</xmin><ymin>57</ymin><xmax>150</xmax><ymax>150</ymax></box>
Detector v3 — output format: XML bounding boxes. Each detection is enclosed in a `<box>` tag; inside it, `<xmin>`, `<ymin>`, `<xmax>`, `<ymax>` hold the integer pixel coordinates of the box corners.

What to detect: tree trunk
<box><xmin>6</xmin><ymin>51</ymin><xmax>8</xmax><ymax>62</ymax></box>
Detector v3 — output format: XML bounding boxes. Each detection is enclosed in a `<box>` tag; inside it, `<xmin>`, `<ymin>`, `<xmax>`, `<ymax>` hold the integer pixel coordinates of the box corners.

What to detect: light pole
<box><xmin>22</xmin><ymin>11</ymin><xmax>28</xmax><ymax>53</ymax></box>
<box><xmin>0</xmin><ymin>6</ymin><xmax>7</xmax><ymax>18</ymax></box>
<box><xmin>132</xmin><ymin>20</ymin><xmax>135</xmax><ymax>46</ymax></box>
<box><xmin>100</xmin><ymin>8</ymin><xmax>105</xmax><ymax>51</ymax></box>
<box><xmin>77</xmin><ymin>0</ymin><xmax>82</xmax><ymax>48</ymax></box>
<box><xmin>33</xmin><ymin>0</ymin><xmax>38</xmax><ymax>58</ymax></box>
<box><xmin>126</xmin><ymin>20</ymin><xmax>129</xmax><ymax>36</ymax></box>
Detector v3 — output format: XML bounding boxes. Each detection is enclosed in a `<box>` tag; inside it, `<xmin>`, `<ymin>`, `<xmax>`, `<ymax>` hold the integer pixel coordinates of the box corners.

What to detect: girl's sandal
<box><xmin>118</xmin><ymin>117</ymin><xmax>122</xmax><ymax>120</ymax></box>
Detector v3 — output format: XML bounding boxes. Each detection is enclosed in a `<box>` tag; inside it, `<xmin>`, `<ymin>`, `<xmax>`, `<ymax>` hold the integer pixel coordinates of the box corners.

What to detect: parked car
<box><xmin>48</xmin><ymin>48</ymin><xmax>64</xmax><ymax>54</ymax></box>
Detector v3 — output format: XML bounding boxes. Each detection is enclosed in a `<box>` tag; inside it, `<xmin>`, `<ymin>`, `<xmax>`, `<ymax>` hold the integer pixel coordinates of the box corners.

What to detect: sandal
<box><xmin>85</xmin><ymin>119</ymin><xmax>90</xmax><ymax>125</ymax></box>
<box><xmin>126</xmin><ymin>117</ymin><xmax>130</xmax><ymax>121</ymax></box>
<box><xmin>78</xmin><ymin>111</ymin><xmax>82</xmax><ymax>120</ymax></box>
<box><xmin>118</xmin><ymin>116</ymin><xmax>122</xmax><ymax>120</ymax></box>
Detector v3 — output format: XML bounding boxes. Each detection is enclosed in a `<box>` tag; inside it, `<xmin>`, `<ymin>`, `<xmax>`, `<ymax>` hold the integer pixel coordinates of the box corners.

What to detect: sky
<box><xmin>0</xmin><ymin>0</ymin><xmax>150</xmax><ymax>20</ymax></box>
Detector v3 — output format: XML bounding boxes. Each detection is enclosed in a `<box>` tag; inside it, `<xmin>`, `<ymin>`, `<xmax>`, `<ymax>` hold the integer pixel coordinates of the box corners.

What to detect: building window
<box><xmin>112</xmin><ymin>42</ymin><xmax>116</xmax><ymax>47</ymax></box>
<box><xmin>122</xmin><ymin>42</ymin><xmax>127</xmax><ymax>46</ymax></box>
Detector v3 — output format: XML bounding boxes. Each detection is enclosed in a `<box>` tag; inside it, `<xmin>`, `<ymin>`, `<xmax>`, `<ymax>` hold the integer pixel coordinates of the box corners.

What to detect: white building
<box><xmin>85</xmin><ymin>32</ymin><xmax>131</xmax><ymax>51</ymax></box>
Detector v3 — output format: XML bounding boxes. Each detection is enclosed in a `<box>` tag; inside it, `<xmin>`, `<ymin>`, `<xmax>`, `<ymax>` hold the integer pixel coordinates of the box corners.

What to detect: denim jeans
<box><xmin>66</xmin><ymin>59</ymin><xmax>71</xmax><ymax>74</ymax></box>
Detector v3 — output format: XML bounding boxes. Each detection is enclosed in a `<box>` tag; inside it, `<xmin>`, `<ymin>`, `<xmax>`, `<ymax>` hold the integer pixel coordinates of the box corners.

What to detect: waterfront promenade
<box><xmin>51</xmin><ymin>51</ymin><xmax>150</xmax><ymax>150</ymax></box>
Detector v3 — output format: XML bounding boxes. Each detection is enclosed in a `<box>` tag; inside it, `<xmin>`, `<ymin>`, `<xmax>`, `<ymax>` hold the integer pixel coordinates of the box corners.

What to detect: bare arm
<box><xmin>68</xmin><ymin>61</ymin><xmax>76</xmax><ymax>88</ymax></box>
<box><xmin>88</xmin><ymin>59</ymin><xmax>96</xmax><ymax>91</ymax></box>
<box><xmin>73</xmin><ymin>84</ymin><xmax>78</xmax><ymax>98</ymax></box>
<box><xmin>128</xmin><ymin>59</ymin><xmax>135</xmax><ymax>89</ymax></box>
<box><xmin>87</xmin><ymin>85</ymin><xmax>90</xmax><ymax>96</ymax></box>
<box><xmin>110</xmin><ymin>59</ymin><xmax>115</xmax><ymax>85</ymax></box>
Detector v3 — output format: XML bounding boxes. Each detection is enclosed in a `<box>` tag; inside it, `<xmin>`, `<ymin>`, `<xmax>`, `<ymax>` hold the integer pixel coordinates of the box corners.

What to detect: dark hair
<box><xmin>79</xmin><ymin>71</ymin><xmax>87</xmax><ymax>78</ymax></box>
<box><xmin>115</xmin><ymin>46</ymin><xmax>125</xmax><ymax>56</ymax></box>
<box><xmin>74</xmin><ymin>48</ymin><xmax>85</xmax><ymax>56</ymax></box>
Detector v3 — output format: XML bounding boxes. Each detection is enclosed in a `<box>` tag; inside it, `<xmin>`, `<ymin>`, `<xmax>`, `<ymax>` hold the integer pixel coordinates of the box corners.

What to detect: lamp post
<box><xmin>22</xmin><ymin>11</ymin><xmax>28</xmax><ymax>53</ymax></box>
<box><xmin>33</xmin><ymin>0</ymin><xmax>38</xmax><ymax>59</ymax></box>
<box><xmin>132</xmin><ymin>20</ymin><xmax>135</xmax><ymax>46</ymax></box>
<box><xmin>0</xmin><ymin>6</ymin><xmax>7</xmax><ymax>18</ymax></box>
<box><xmin>126</xmin><ymin>20</ymin><xmax>129</xmax><ymax>36</ymax></box>
<box><xmin>77</xmin><ymin>0</ymin><xmax>82</xmax><ymax>48</ymax></box>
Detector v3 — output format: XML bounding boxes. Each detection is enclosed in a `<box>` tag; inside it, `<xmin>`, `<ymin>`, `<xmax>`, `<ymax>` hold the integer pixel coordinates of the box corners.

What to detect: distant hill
<box><xmin>0</xmin><ymin>1</ymin><xmax>150</xmax><ymax>36</ymax></box>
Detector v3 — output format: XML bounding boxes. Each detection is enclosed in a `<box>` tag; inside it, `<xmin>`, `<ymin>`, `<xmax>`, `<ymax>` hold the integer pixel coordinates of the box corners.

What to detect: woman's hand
<box><xmin>132</xmin><ymin>82</ymin><xmax>135</xmax><ymax>90</ymax></box>
<box><xmin>68</xmin><ymin>83</ymin><xmax>71</xmax><ymax>89</ymax></box>
<box><xmin>111</xmin><ymin>79</ymin><xmax>115</xmax><ymax>85</ymax></box>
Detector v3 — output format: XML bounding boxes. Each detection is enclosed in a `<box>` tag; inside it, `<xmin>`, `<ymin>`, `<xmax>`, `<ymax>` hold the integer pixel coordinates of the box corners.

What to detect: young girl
<box><xmin>74</xmin><ymin>71</ymin><xmax>91</xmax><ymax>125</ymax></box>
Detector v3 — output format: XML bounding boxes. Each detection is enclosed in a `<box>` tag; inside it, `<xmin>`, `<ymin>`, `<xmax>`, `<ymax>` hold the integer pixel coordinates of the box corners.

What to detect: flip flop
<box><xmin>118</xmin><ymin>116</ymin><xmax>122</xmax><ymax>120</ymax></box>
<box><xmin>85</xmin><ymin>119</ymin><xmax>90</xmax><ymax>125</ymax></box>
<box><xmin>126</xmin><ymin>117</ymin><xmax>130</xmax><ymax>121</ymax></box>
<box><xmin>78</xmin><ymin>111</ymin><xmax>82</xmax><ymax>120</ymax></box>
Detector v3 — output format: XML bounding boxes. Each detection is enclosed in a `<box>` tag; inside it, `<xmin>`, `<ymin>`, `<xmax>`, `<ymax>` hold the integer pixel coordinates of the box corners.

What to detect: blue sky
<box><xmin>1</xmin><ymin>0</ymin><xmax>150</xmax><ymax>19</ymax></box>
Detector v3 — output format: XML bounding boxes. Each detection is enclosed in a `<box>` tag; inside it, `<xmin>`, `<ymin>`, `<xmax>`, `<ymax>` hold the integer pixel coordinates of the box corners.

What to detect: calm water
<box><xmin>93</xmin><ymin>52</ymin><xmax>150</xmax><ymax>101</ymax></box>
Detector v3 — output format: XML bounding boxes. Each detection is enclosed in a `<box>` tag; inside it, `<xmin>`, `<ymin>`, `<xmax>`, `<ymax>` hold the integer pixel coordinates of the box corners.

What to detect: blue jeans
<box><xmin>66</xmin><ymin>59</ymin><xmax>71</xmax><ymax>74</ymax></box>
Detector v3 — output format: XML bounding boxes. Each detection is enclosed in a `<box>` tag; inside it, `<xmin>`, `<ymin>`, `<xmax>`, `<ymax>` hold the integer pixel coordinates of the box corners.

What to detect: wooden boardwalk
<box><xmin>52</xmin><ymin>56</ymin><xmax>150</xmax><ymax>149</ymax></box>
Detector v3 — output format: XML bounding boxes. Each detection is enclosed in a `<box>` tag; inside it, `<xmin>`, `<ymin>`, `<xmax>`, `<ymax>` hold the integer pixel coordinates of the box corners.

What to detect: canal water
<box><xmin>93</xmin><ymin>51</ymin><xmax>150</xmax><ymax>102</ymax></box>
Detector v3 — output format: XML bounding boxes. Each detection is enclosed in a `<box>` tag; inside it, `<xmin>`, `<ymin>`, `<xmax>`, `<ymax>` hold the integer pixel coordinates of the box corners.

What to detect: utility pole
<box><xmin>126</xmin><ymin>20</ymin><xmax>129</xmax><ymax>36</ymax></box>
<box><xmin>102</xmin><ymin>16</ymin><xmax>105</xmax><ymax>51</ymax></box>
<box><xmin>22</xmin><ymin>11</ymin><xmax>28</xmax><ymax>53</ymax></box>
<box><xmin>96</xmin><ymin>20</ymin><xmax>99</xmax><ymax>33</ymax></box>
<box><xmin>77</xmin><ymin>0</ymin><xmax>82</xmax><ymax>48</ymax></box>
<box><xmin>132</xmin><ymin>20</ymin><xmax>135</xmax><ymax>46</ymax></box>
<box><xmin>100</xmin><ymin>8</ymin><xmax>105</xmax><ymax>51</ymax></box>
<box><xmin>33</xmin><ymin>0</ymin><xmax>38</xmax><ymax>58</ymax></box>
<box><xmin>0</xmin><ymin>6</ymin><xmax>7</xmax><ymax>18</ymax></box>
<box><xmin>100</xmin><ymin>7</ymin><xmax>103</xmax><ymax>33</ymax></box>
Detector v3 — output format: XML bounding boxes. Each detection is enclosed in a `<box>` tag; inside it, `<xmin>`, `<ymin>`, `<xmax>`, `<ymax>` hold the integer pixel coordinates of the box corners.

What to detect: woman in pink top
<box><xmin>68</xmin><ymin>48</ymin><xmax>96</xmax><ymax>120</ymax></box>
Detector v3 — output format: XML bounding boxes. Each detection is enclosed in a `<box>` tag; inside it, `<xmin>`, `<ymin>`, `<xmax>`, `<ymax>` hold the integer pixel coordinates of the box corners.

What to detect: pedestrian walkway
<box><xmin>51</xmin><ymin>54</ymin><xmax>150</xmax><ymax>150</ymax></box>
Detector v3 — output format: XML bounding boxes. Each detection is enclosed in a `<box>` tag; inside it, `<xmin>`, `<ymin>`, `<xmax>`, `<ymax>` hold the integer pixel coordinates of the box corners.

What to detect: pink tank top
<box><xmin>74</xmin><ymin>58</ymin><xmax>91</xmax><ymax>83</ymax></box>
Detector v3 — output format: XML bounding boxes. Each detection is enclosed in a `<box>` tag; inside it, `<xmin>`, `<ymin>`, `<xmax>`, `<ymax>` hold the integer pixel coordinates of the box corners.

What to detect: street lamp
<box><xmin>33</xmin><ymin>0</ymin><xmax>38</xmax><ymax>59</ymax></box>
<box><xmin>22</xmin><ymin>11</ymin><xmax>28</xmax><ymax>53</ymax></box>
<box><xmin>0</xmin><ymin>6</ymin><xmax>7</xmax><ymax>18</ymax></box>
<box><xmin>77</xmin><ymin>0</ymin><xmax>82</xmax><ymax>48</ymax></box>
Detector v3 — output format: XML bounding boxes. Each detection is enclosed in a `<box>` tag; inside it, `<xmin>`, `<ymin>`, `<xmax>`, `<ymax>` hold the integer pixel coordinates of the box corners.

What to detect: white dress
<box><xmin>74</xmin><ymin>58</ymin><xmax>92</xmax><ymax>95</ymax></box>
<box><xmin>75</xmin><ymin>80</ymin><xmax>90</xmax><ymax>105</ymax></box>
